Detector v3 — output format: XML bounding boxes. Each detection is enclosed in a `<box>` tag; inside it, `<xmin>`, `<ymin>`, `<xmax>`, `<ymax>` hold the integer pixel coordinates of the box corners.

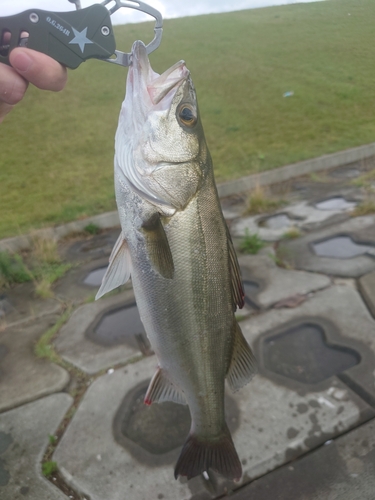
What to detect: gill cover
<box><xmin>115</xmin><ymin>40</ymin><xmax>202</xmax><ymax>211</ymax></box>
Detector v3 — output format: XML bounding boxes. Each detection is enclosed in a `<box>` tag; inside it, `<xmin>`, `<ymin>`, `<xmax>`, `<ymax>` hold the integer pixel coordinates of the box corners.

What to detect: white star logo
<box><xmin>69</xmin><ymin>27</ymin><xmax>93</xmax><ymax>53</ymax></box>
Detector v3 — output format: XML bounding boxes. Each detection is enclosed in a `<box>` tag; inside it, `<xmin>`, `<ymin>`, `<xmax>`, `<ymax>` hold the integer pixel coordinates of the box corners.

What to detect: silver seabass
<box><xmin>97</xmin><ymin>40</ymin><xmax>257</xmax><ymax>480</ymax></box>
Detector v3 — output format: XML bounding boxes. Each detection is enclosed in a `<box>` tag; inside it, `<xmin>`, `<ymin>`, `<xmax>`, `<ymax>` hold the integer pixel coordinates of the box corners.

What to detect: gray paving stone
<box><xmin>53</xmin><ymin>254</ymin><xmax>133</xmax><ymax>307</ymax></box>
<box><xmin>0</xmin><ymin>393</ymin><xmax>72</xmax><ymax>500</ymax></box>
<box><xmin>0</xmin><ymin>214</ymin><xmax>120</xmax><ymax>254</ymax></box>
<box><xmin>53</xmin><ymin>339</ymin><xmax>374</xmax><ymax>500</ymax></box>
<box><xmin>231</xmin><ymin>198</ymin><xmax>356</xmax><ymax>242</ymax></box>
<box><xmin>239</xmin><ymin>254</ymin><xmax>331</xmax><ymax>309</ymax></box>
<box><xmin>220</xmin><ymin>195</ymin><xmax>247</xmax><ymax>221</ymax></box>
<box><xmin>0</xmin><ymin>282</ymin><xmax>62</xmax><ymax>328</ymax></box>
<box><xmin>54</xmin><ymin>290</ymin><xmax>142</xmax><ymax>374</ymax></box>
<box><xmin>61</xmin><ymin>228</ymin><xmax>120</xmax><ymax>263</ymax></box>
<box><xmin>231</xmin><ymin>417</ymin><xmax>375</xmax><ymax>500</ymax></box>
<box><xmin>279</xmin><ymin>215</ymin><xmax>375</xmax><ymax>277</ymax></box>
<box><xmin>244</xmin><ymin>285</ymin><xmax>375</xmax><ymax>405</ymax></box>
<box><xmin>53</xmin><ymin>257</ymin><xmax>111</xmax><ymax>304</ymax></box>
<box><xmin>358</xmin><ymin>270</ymin><xmax>375</xmax><ymax>319</ymax></box>
<box><xmin>0</xmin><ymin>315</ymin><xmax>70</xmax><ymax>412</ymax></box>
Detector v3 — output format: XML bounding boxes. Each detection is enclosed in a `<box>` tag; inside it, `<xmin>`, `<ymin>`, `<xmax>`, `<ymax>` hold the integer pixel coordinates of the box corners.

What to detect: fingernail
<box><xmin>11</xmin><ymin>51</ymin><xmax>32</xmax><ymax>73</ymax></box>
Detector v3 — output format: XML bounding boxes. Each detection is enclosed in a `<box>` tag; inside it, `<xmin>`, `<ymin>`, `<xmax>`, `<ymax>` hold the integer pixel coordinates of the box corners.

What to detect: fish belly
<box><xmin>130</xmin><ymin>181</ymin><xmax>232</xmax><ymax>432</ymax></box>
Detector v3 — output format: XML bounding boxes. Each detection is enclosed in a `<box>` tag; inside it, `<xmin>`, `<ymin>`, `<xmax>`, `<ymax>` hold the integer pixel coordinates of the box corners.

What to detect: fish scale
<box><xmin>96</xmin><ymin>40</ymin><xmax>257</xmax><ymax>480</ymax></box>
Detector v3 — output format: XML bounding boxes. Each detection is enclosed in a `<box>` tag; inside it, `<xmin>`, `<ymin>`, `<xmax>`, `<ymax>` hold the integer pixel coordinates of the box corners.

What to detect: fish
<box><xmin>96</xmin><ymin>40</ymin><xmax>257</xmax><ymax>480</ymax></box>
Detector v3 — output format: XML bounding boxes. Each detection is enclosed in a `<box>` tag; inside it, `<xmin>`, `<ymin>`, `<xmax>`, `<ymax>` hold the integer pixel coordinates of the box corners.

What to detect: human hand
<box><xmin>0</xmin><ymin>48</ymin><xmax>67</xmax><ymax>123</ymax></box>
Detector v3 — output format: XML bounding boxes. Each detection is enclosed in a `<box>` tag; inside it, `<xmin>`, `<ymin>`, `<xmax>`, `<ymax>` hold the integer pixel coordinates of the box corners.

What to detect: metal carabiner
<box><xmin>100</xmin><ymin>0</ymin><xmax>163</xmax><ymax>67</ymax></box>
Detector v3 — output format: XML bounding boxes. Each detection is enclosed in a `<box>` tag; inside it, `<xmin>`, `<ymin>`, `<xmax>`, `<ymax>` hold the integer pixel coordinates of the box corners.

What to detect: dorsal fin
<box><xmin>226</xmin><ymin>224</ymin><xmax>245</xmax><ymax>309</ymax></box>
<box><xmin>95</xmin><ymin>234</ymin><xmax>131</xmax><ymax>299</ymax></box>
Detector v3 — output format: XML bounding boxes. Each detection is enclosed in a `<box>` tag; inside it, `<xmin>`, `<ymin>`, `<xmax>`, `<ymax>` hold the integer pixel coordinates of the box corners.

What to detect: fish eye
<box><xmin>178</xmin><ymin>105</ymin><xmax>197</xmax><ymax>127</ymax></box>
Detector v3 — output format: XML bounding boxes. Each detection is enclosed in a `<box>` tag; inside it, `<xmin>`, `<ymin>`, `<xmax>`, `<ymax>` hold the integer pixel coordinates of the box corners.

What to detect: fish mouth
<box><xmin>130</xmin><ymin>40</ymin><xmax>189</xmax><ymax>108</ymax></box>
<box><xmin>116</xmin><ymin>42</ymin><xmax>191</xmax><ymax>212</ymax></box>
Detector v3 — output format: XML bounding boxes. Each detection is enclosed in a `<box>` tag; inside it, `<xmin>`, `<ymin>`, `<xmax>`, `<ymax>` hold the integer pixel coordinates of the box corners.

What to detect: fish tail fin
<box><xmin>174</xmin><ymin>424</ymin><xmax>242</xmax><ymax>481</ymax></box>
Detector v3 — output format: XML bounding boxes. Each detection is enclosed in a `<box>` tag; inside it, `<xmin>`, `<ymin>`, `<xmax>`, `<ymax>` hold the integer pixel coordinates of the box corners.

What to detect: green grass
<box><xmin>352</xmin><ymin>200</ymin><xmax>375</xmax><ymax>216</ymax></box>
<box><xmin>351</xmin><ymin>168</ymin><xmax>375</xmax><ymax>189</ymax></box>
<box><xmin>84</xmin><ymin>223</ymin><xmax>101</xmax><ymax>235</ymax></box>
<box><xmin>42</xmin><ymin>461</ymin><xmax>58</xmax><ymax>477</ymax></box>
<box><xmin>0</xmin><ymin>238</ymin><xmax>71</xmax><ymax>297</ymax></box>
<box><xmin>239</xmin><ymin>230</ymin><xmax>264</xmax><ymax>254</ymax></box>
<box><xmin>34</xmin><ymin>308</ymin><xmax>72</xmax><ymax>362</ymax></box>
<box><xmin>0</xmin><ymin>251</ymin><xmax>31</xmax><ymax>287</ymax></box>
<box><xmin>244</xmin><ymin>185</ymin><xmax>285</xmax><ymax>215</ymax></box>
<box><xmin>1</xmin><ymin>0</ymin><xmax>375</xmax><ymax>237</ymax></box>
<box><xmin>48</xmin><ymin>434</ymin><xmax>57</xmax><ymax>445</ymax></box>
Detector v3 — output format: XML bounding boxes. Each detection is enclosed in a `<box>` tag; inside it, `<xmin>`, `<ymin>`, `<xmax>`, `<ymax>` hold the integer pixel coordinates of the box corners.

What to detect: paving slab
<box><xmin>231</xmin><ymin>417</ymin><xmax>375</xmax><ymax>500</ymax></box>
<box><xmin>53</xmin><ymin>257</ymin><xmax>110</xmax><ymax>304</ymax></box>
<box><xmin>238</xmin><ymin>254</ymin><xmax>331</xmax><ymax>310</ymax></box>
<box><xmin>279</xmin><ymin>215</ymin><xmax>375</xmax><ymax>277</ymax></box>
<box><xmin>53</xmin><ymin>335</ymin><xmax>374</xmax><ymax>500</ymax></box>
<box><xmin>245</xmin><ymin>285</ymin><xmax>375</xmax><ymax>406</ymax></box>
<box><xmin>220</xmin><ymin>194</ymin><xmax>247</xmax><ymax>221</ymax></box>
<box><xmin>61</xmin><ymin>228</ymin><xmax>120</xmax><ymax>263</ymax></box>
<box><xmin>54</xmin><ymin>255</ymin><xmax>134</xmax><ymax>308</ymax></box>
<box><xmin>0</xmin><ymin>393</ymin><xmax>72</xmax><ymax>500</ymax></box>
<box><xmin>231</xmin><ymin>195</ymin><xmax>358</xmax><ymax>242</ymax></box>
<box><xmin>54</xmin><ymin>290</ymin><xmax>146</xmax><ymax>374</ymax></box>
<box><xmin>358</xmin><ymin>270</ymin><xmax>375</xmax><ymax>319</ymax></box>
<box><xmin>0</xmin><ymin>282</ymin><xmax>62</xmax><ymax>328</ymax></box>
<box><xmin>0</xmin><ymin>314</ymin><xmax>70</xmax><ymax>412</ymax></box>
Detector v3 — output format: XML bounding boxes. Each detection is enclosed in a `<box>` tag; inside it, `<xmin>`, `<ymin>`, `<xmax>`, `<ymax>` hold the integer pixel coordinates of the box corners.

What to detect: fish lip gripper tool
<box><xmin>0</xmin><ymin>0</ymin><xmax>163</xmax><ymax>69</ymax></box>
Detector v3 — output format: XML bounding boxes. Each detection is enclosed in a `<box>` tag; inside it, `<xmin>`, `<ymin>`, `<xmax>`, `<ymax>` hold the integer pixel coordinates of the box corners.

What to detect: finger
<box><xmin>9</xmin><ymin>48</ymin><xmax>67</xmax><ymax>92</ymax></box>
<box><xmin>0</xmin><ymin>62</ymin><xmax>28</xmax><ymax>105</ymax></box>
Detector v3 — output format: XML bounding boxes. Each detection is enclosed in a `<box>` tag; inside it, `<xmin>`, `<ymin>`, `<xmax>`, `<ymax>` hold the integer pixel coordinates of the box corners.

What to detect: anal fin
<box><xmin>227</xmin><ymin>322</ymin><xmax>258</xmax><ymax>392</ymax></box>
<box><xmin>144</xmin><ymin>367</ymin><xmax>186</xmax><ymax>405</ymax></box>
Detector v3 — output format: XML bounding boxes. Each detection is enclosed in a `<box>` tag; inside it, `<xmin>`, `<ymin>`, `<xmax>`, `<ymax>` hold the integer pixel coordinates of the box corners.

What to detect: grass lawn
<box><xmin>1</xmin><ymin>0</ymin><xmax>375</xmax><ymax>238</ymax></box>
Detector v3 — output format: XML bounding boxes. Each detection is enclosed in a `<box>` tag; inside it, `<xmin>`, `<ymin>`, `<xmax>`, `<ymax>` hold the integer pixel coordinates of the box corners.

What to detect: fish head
<box><xmin>115</xmin><ymin>40</ymin><xmax>208</xmax><ymax>212</ymax></box>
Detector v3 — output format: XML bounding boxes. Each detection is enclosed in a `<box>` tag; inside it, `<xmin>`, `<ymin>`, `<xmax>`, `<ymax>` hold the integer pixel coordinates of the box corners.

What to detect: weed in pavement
<box><xmin>282</xmin><ymin>227</ymin><xmax>301</xmax><ymax>239</ymax></box>
<box><xmin>244</xmin><ymin>185</ymin><xmax>285</xmax><ymax>216</ymax></box>
<box><xmin>352</xmin><ymin>199</ymin><xmax>375</xmax><ymax>216</ymax></box>
<box><xmin>240</xmin><ymin>230</ymin><xmax>264</xmax><ymax>255</ymax></box>
<box><xmin>84</xmin><ymin>223</ymin><xmax>101</xmax><ymax>235</ymax></box>
<box><xmin>0</xmin><ymin>251</ymin><xmax>32</xmax><ymax>287</ymax></box>
<box><xmin>0</xmin><ymin>238</ymin><xmax>72</xmax><ymax>297</ymax></box>
<box><xmin>42</xmin><ymin>461</ymin><xmax>58</xmax><ymax>477</ymax></box>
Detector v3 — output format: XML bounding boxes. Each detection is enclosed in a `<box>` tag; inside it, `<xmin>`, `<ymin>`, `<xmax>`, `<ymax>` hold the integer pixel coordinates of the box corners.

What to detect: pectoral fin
<box><xmin>226</xmin><ymin>224</ymin><xmax>245</xmax><ymax>309</ymax></box>
<box><xmin>141</xmin><ymin>214</ymin><xmax>174</xmax><ymax>279</ymax></box>
<box><xmin>95</xmin><ymin>234</ymin><xmax>132</xmax><ymax>299</ymax></box>
<box><xmin>227</xmin><ymin>322</ymin><xmax>258</xmax><ymax>392</ymax></box>
<box><xmin>144</xmin><ymin>367</ymin><xmax>186</xmax><ymax>405</ymax></box>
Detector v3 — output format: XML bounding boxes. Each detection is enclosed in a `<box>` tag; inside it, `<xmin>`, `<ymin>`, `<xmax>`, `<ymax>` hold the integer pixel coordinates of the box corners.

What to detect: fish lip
<box><xmin>131</xmin><ymin>40</ymin><xmax>151</xmax><ymax>81</ymax></box>
<box><xmin>130</xmin><ymin>40</ymin><xmax>188</xmax><ymax>106</ymax></box>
